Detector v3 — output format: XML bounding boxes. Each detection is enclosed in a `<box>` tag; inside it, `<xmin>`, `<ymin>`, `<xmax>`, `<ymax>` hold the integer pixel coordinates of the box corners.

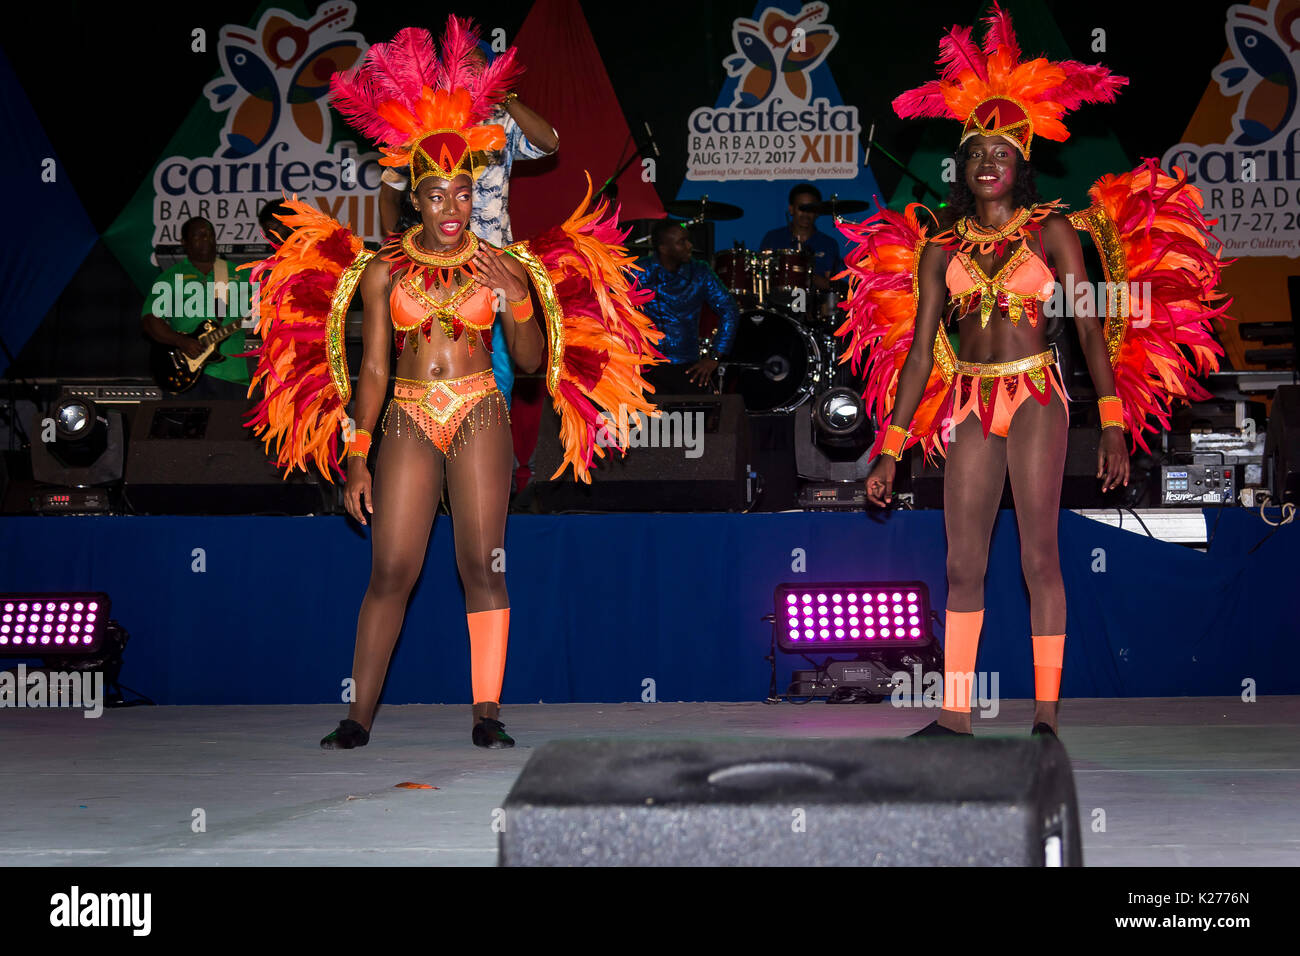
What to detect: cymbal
<box><xmin>799</xmin><ymin>198</ymin><xmax>871</xmax><ymax>216</ymax></box>
<box><xmin>665</xmin><ymin>198</ymin><xmax>745</xmax><ymax>221</ymax></box>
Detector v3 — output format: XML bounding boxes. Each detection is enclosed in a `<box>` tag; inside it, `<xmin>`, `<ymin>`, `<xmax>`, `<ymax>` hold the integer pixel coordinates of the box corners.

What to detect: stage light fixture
<box><xmin>812</xmin><ymin>387</ymin><xmax>870</xmax><ymax>445</ymax></box>
<box><xmin>25</xmin><ymin>397</ymin><xmax>125</xmax><ymax>489</ymax></box>
<box><xmin>774</xmin><ymin>582</ymin><xmax>932</xmax><ymax>652</ymax></box>
<box><xmin>0</xmin><ymin>593</ymin><xmax>109</xmax><ymax>655</ymax></box>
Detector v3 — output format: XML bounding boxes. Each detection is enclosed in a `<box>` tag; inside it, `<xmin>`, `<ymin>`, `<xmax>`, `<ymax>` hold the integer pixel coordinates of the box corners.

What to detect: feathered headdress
<box><xmin>328</xmin><ymin>18</ymin><xmax>523</xmax><ymax>187</ymax></box>
<box><xmin>892</xmin><ymin>2</ymin><xmax>1127</xmax><ymax>158</ymax></box>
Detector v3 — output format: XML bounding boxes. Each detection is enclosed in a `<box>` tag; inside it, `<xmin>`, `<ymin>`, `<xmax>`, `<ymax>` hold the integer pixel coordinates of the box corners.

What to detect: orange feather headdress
<box><xmin>893</xmin><ymin>2</ymin><xmax>1127</xmax><ymax>159</ymax></box>
<box><xmin>328</xmin><ymin>17</ymin><xmax>523</xmax><ymax>187</ymax></box>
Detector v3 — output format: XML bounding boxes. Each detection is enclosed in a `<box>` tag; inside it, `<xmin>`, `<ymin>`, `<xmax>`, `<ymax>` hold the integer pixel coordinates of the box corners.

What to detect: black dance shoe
<box><xmin>472</xmin><ymin>717</ymin><xmax>515</xmax><ymax>749</ymax></box>
<box><xmin>1031</xmin><ymin>722</ymin><xmax>1058</xmax><ymax>738</ymax></box>
<box><xmin>908</xmin><ymin>719</ymin><xmax>973</xmax><ymax>738</ymax></box>
<box><xmin>320</xmin><ymin>718</ymin><xmax>370</xmax><ymax>750</ymax></box>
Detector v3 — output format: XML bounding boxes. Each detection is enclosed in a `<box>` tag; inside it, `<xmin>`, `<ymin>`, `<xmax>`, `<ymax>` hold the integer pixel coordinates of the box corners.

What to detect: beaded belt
<box><xmin>392</xmin><ymin>369</ymin><xmax>498</xmax><ymax>426</ymax></box>
<box><xmin>952</xmin><ymin>349</ymin><xmax>1055</xmax><ymax>378</ymax></box>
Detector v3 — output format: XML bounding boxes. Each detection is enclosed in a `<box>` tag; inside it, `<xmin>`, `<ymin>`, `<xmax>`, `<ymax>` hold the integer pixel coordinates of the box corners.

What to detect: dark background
<box><xmin>1</xmin><ymin>0</ymin><xmax>1231</xmax><ymax>377</ymax></box>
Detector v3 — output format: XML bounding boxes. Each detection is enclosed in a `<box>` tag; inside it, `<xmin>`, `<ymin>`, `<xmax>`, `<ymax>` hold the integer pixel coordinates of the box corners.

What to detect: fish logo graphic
<box><xmin>1213</xmin><ymin>0</ymin><xmax>1300</xmax><ymax>145</ymax></box>
<box><xmin>204</xmin><ymin>2</ymin><xmax>365</xmax><ymax>158</ymax></box>
<box><xmin>725</xmin><ymin>3</ymin><xmax>838</xmax><ymax>109</ymax></box>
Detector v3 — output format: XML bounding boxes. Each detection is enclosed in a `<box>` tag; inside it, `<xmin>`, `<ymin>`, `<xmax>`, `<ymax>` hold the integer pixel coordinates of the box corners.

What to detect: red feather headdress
<box><xmin>328</xmin><ymin>17</ymin><xmax>523</xmax><ymax>186</ymax></box>
<box><xmin>892</xmin><ymin>2</ymin><xmax>1127</xmax><ymax>158</ymax></box>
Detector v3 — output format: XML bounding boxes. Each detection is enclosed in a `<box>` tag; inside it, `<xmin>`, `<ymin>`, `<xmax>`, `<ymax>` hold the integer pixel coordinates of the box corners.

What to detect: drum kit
<box><xmin>639</xmin><ymin>195</ymin><xmax>873</xmax><ymax>413</ymax></box>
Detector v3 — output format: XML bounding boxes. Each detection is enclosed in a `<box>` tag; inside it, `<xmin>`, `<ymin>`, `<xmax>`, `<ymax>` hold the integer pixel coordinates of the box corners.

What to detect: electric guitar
<box><xmin>150</xmin><ymin>317</ymin><xmax>246</xmax><ymax>394</ymax></box>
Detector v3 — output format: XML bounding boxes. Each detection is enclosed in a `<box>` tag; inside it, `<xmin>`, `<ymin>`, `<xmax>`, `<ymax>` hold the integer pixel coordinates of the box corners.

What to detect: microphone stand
<box><xmin>597</xmin><ymin>122</ymin><xmax>659</xmax><ymax>204</ymax></box>
<box><xmin>866</xmin><ymin>137</ymin><xmax>946</xmax><ymax>208</ymax></box>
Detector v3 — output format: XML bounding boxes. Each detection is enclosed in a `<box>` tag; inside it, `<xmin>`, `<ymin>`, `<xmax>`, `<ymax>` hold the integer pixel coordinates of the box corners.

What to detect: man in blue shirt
<box><xmin>640</xmin><ymin>220</ymin><xmax>740</xmax><ymax>394</ymax></box>
<box><xmin>758</xmin><ymin>183</ymin><xmax>846</xmax><ymax>290</ymax></box>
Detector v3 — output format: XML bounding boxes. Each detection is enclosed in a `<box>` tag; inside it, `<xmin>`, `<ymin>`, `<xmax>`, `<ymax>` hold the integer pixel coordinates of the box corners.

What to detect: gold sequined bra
<box><xmin>945</xmin><ymin>244</ymin><xmax>1055</xmax><ymax>328</ymax></box>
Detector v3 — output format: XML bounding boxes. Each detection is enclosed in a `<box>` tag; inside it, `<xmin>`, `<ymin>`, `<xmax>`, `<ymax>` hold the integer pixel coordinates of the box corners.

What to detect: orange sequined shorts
<box><xmin>945</xmin><ymin>350</ymin><xmax>1069</xmax><ymax>439</ymax></box>
<box><xmin>381</xmin><ymin>370</ymin><xmax>510</xmax><ymax>459</ymax></box>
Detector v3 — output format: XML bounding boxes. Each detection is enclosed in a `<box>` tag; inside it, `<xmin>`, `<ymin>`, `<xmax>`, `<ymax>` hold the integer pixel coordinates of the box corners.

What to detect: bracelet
<box><xmin>346</xmin><ymin>427</ymin><xmax>372</xmax><ymax>459</ymax></box>
<box><xmin>508</xmin><ymin>294</ymin><xmax>533</xmax><ymax>323</ymax></box>
<box><xmin>1097</xmin><ymin>396</ymin><xmax>1124</xmax><ymax>431</ymax></box>
<box><xmin>879</xmin><ymin>423</ymin><xmax>909</xmax><ymax>460</ymax></box>
<box><xmin>503</xmin><ymin>91</ymin><xmax>519</xmax><ymax>105</ymax></box>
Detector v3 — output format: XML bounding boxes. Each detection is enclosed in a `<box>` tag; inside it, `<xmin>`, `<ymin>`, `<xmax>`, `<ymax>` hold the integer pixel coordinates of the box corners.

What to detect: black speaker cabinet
<box><xmin>501</xmin><ymin>738</ymin><xmax>1083</xmax><ymax>866</ymax></box>
<box><xmin>124</xmin><ymin>400</ymin><xmax>326</xmax><ymax>514</ymax></box>
<box><xmin>1266</xmin><ymin>384</ymin><xmax>1300</xmax><ymax>503</ymax></box>
<box><xmin>523</xmin><ymin>394</ymin><xmax>749</xmax><ymax>512</ymax></box>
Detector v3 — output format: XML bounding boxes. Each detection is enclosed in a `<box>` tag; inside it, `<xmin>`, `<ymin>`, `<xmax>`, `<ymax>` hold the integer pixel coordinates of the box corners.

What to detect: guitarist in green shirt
<box><xmin>141</xmin><ymin>216</ymin><xmax>253</xmax><ymax>400</ymax></box>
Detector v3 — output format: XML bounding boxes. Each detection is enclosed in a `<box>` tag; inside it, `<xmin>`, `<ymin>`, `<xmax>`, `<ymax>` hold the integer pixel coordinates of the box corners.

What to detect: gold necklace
<box><xmin>401</xmin><ymin>226</ymin><xmax>478</xmax><ymax>267</ymax></box>
<box><xmin>958</xmin><ymin>206</ymin><xmax>1032</xmax><ymax>242</ymax></box>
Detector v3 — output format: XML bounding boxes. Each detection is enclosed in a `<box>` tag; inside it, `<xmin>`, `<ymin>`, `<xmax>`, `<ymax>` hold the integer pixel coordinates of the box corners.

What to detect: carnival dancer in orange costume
<box><xmin>243</xmin><ymin>19</ymin><xmax>662</xmax><ymax>749</ymax></box>
<box><xmin>839</xmin><ymin>4</ymin><xmax>1231</xmax><ymax>737</ymax></box>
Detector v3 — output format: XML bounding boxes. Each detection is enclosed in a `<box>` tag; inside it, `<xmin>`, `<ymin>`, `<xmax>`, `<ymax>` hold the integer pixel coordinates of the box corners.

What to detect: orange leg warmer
<box><xmin>1033</xmin><ymin>634</ymin><xmax>1065</xmax><ymax>702</ymax></box>
<box><xmin>468</xmin><ymin>608</ymin><xmax>509</xmax><ymax>705</ymax></box>
<box><xmin>942</xmin><ymin>608</ymin><xmax>984</xmax><ymax>713</ymax></box>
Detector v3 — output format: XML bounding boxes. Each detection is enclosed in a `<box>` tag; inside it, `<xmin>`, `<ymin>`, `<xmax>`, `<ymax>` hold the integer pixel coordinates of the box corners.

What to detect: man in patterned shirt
<box><xmin>378</xmin><ymin>45</ymin><xmax>558</xmax><ymax>405</ymax></box>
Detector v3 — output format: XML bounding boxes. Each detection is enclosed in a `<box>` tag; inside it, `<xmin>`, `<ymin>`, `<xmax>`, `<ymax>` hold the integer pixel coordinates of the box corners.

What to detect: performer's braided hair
<box><xmin>941</xmin><ymin>141</ymin><xmax>1042</xmax><ymax>227</ymax></box>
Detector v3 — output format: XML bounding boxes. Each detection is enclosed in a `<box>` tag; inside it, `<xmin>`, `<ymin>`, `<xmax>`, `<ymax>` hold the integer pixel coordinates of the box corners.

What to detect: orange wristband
<box><xmin>508</xmin><ymin>295</ymin><xmax>533</xmax><ymax>323</ymax></box>
<box><xmin>1098</xmin><ymin>396</ymin><xmax>1123</xmax><ymax>430</ymax></box>
<box><xmin>880</xmin><ymin>424</ymin><xmax>908</xmax><ymax>460</ymax></box>
<box><xmin>346</xmin><ymin>428</ymin><xmax>371</xmax><ymax>459</ymax></box>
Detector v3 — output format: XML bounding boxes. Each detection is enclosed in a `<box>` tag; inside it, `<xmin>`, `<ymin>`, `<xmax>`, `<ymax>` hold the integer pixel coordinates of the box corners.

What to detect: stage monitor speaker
<box><xmin>522</xmin><ymin>394</ymin><xmax>749</xmax><ymax>512</ymax></box>
<box><xmin>500</xmin><ymin>738</ymin><xmax>1083</xmax><ymax>866</ymax></box>
<box><xmin>1266</xmin><ymin>384</ymin><xmax>1300</xmax><ymax>503</ymax></box>
<box><xmin>124</xmin><ymin>400</ymin><xmax>326</xmax><ymax>514</ymax></box>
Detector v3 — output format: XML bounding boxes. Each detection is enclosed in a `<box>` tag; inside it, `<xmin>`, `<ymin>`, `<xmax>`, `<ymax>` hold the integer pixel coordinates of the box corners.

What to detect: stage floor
<box><xmin>3</xmin><ymin>697</ymin><xmax>1296</xmax><ymax>866</ymax></box>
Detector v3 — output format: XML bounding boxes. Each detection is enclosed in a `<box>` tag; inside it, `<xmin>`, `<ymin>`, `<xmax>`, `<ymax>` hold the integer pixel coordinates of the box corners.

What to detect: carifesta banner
<box><xmin>1162</xmin><ymin>0</ymin><xmax>1300</xmax><ymax>259</ymax></box>
<box><xmin>678</xmin><ymin>1</ymin><xmax>880</xmax><ymax>250</ymax></box>
<box><xmin>1160</xmin><ymin>0</ymin><xmax>1300</xmax><ymax>371</ymax></box>
<box><xmin>102</xmin><ymin>2</ymin><xmax>383</xmax><ymax>293</ymax></box>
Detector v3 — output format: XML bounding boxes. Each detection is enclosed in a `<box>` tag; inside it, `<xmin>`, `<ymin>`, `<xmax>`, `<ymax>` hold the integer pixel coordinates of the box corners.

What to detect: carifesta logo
<box><xmin>726</xmin><ymin>2</ymin><xmax>836</xmax><ymax>108</ymax></box>
<box><xmin>1160</xmin><ymin>0</ymin><xmax>1300</xmax><ymax>257</ymax></box>
<box><xmin>150</xmin><ymin>2</ymin><xmax>387</xmax><ymax>245</ymax></box>
<box><xmin>204</xmin><ymin>2</ymin><xmax>364</xmax><ymax>156</ymax></box>
<box><xmin>686</xmin><ymin>2</ymin><xmax>858</xmax><ymax>181</ymax></box>
<box><xmin>1213</xmin><ymin>0</ymin><xmax>1300</xmax><ymax>146</ymax></box>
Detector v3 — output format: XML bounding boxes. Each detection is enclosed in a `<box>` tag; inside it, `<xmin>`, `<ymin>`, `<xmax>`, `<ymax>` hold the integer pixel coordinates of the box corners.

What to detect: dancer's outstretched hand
<box><xmin>345</xmin><ymin>457</ymin><xmax>374</xmax><ymax>526</ymax></box>
<box><xmin>865</xmin><ymin>457</ymin><xmax>896</xmax><ymax>508</ymax></box>
<box><xmin>1097</xmin><ymin>427</ymin><xmax>1130</xmax><ymax>493</ymax></box>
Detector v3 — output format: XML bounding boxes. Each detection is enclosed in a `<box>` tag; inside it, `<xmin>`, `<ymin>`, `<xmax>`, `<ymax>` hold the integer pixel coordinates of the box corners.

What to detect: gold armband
<box><xmin>1097</xmin><ymin>396</ymin><xmax>1124</xmax><ymax>431</ymax></box>
<box><xmin>879</xmin><ymin>424</ymin><xmax>909</xmax><ymax>460</ymax></box>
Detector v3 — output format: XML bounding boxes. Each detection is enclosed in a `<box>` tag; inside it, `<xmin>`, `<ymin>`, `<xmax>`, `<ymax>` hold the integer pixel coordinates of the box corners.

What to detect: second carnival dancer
<box><xmin>837</xmin><ymin>4</ymin><xmax>1231</xmax><ymax>737</ymax></box>
<box><xmin>243</xmin><ymin>20</ymin><xmax>663</xmax><ymax>749</ymax></box>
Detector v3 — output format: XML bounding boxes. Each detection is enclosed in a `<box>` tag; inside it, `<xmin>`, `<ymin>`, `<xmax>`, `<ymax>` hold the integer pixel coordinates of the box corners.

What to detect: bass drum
<box><xmin>723</xmin><ymin>308</ymin><xmax>822</xmax><ymax>412</ymax></box>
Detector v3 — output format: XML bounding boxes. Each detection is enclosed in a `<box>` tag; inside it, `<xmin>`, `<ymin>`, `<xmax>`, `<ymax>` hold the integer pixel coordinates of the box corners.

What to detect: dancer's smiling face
<box><xmin>413</xmin><ymin>173</ymin><xmax>473</xmax><ymax>247</ymax></box>
<box><xmin>964</xmin><ymin>134</ymin><xmax>1019</xmax><ymax>204</ymax></box>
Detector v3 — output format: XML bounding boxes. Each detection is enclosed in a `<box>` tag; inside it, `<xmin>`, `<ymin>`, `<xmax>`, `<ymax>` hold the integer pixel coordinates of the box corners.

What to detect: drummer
<box><xmin>640</xmin><ymin>220</ymin><xmax>740</xmax><ymax>393</ymax></box>
<box><xmin>759</xmin><ymin>183</ymin><xmax>846</xmax><ymax>291</ymax></box>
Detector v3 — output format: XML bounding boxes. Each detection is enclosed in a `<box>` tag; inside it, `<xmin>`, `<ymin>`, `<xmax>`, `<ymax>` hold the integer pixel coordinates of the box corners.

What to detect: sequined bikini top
<box><xmin>382</xmin><ymin>227</ymin><xmax>496</xmax><ymax>357</ymax></box>
<box><xmin>945</xmin><ymin>243</ymin><xmax>1054</xmax><ymax>328</ymax></box>
<box><xmin>933</xmin><ymin>202</ymin><xmax>1063</xmax><ymax>329</ymax></box>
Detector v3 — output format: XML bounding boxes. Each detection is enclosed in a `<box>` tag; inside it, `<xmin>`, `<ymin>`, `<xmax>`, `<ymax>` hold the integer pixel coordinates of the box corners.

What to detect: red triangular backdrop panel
<box><xmin>508</xmin><ymin>0</ymin><xmax>665</xmax><ymax>238</ymax></box>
